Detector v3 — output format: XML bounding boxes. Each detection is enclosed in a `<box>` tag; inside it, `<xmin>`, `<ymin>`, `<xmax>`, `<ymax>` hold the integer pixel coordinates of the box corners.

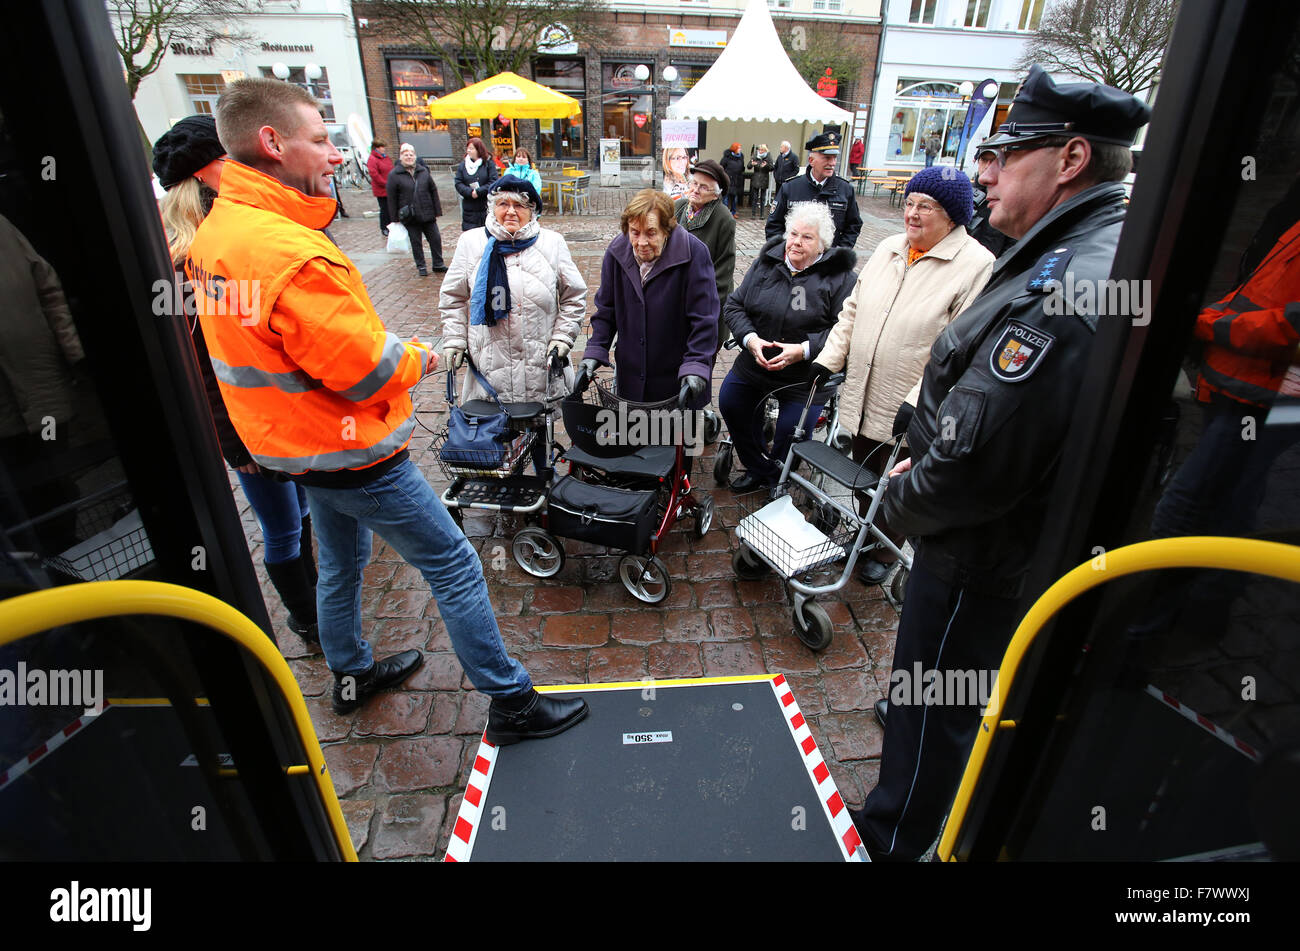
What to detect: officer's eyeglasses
<box><xmin>903</xmin><ymin>198</ymin><xmax>939</xmax><ymax>216</ymax></box>
<box><xmin>990</xmin><ymin>140</ymin><xmax>1062</xmax><ymax>168</ymax></box>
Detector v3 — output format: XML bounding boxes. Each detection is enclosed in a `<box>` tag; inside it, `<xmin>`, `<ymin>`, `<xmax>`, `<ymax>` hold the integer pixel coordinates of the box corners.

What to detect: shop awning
<box><xmin>666</xmin><ymin>0</ymin><xmax>853</xmax><ymax>124</ymax></box>
<box><xmin>425</xmin><ymin>71</ymin><xmax>582</xmax><ymax>120</ymax></box>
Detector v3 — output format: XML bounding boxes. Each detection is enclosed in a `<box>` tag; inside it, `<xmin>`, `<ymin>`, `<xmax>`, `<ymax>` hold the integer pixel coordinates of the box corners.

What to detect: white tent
<box><xmin>666</xmin><ymin>0</ymin><xmax>853</xmax><ymax>126</ymax></box>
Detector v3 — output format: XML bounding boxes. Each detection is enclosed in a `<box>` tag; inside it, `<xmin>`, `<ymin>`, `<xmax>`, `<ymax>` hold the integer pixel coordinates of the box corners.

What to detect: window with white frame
<box><xmin>768</xmin><ymin>0</ymin><xmax>792</xmax><ymax>8</ymax></box>
<box><xmin>965</xmin><ymin>0</ymin><xmax>991</xmax><ymax>27</ymax></box>
<box><xmin>180</xmin><ymin>74</ymin><xmax>225</xmax><ymax>115</ymax></box>
<box><xmin>1019</xmin><ymin>0</ymin><xmax>1046</xmax><ymax>30</ymax></box>
<box><xmin>909</xmin><ymin>0</ymin><xmax>937</xmax><ymax>25</ymax></box>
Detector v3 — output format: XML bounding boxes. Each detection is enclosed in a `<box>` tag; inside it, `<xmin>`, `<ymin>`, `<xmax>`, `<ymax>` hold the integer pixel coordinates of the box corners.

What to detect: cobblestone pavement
<box><xmin>233</xmin><ymin>182</ymin><xmax>906</xmax><ymax>860</ymax></box>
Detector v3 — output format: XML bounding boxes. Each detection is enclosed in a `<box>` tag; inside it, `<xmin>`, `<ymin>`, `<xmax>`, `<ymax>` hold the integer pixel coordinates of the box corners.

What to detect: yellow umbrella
<box><xmin>425</xmin><ymin>71</ymin><xmax>583</xmax><ymax>120</ymax></box>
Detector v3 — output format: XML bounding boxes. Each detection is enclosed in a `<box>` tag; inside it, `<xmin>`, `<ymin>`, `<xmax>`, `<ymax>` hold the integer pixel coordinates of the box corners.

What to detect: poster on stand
<box><xmin>600</xmin><ymin>137</ymin><xmax>621</xmax><ymax>186</ymax></box>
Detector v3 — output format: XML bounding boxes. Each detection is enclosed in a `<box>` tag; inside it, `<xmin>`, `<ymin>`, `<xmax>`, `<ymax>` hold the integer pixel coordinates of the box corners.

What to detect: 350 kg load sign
<box><xmin>622</xmin><ymin>731</ymin><xmax>673</xmax><ymax>745</ymax></box>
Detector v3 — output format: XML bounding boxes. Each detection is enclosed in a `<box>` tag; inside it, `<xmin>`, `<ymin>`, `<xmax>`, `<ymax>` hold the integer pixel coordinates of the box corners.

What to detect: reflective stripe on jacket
<box><xmin>1194</xmin><ymin>219</ymin><xmax>1300</xmax><ymax>407</ymax></box>
<box><xmin>186</xmin><ymin>160</ymin><xmax>430</xmax><ymax>474</ymax></box>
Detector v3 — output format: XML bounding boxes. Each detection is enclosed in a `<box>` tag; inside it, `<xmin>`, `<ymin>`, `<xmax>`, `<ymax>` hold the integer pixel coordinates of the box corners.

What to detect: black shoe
<box><xmin>432</xmin><ymin>264</ymin><xmax>448</xmax><ymax>272</ymax></box>
<box><xmin>417</xmin><ymin>265</ymin><xmax>428</xmax><ymax>277</ymax></box>
<box><xmin>485</xmin><ymin>689</ymin><xmax>589</xmax><ymax>745</ymax></box>
<box><xmin>874</xmin><ymin>698</ymin><xmax>887</xmax><ymax>727</ymax></box>
<box><xmin>729</xmin><ymin>471</ymin><xmax>767</xmax><ymax>493</ymax></box>
<box><xmin>331</xmin><ymin>650</ymin><xmax>423</xmax><ymax>714</ymax></box>
<box><xmin>857</xmin><ymin>558</ymin><xmax>894</xmax><ymax>585</ymax></box>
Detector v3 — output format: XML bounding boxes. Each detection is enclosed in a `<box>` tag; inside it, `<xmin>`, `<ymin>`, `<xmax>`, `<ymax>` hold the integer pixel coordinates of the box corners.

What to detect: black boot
<box><xmin>486</xmin><ymin>688</ymin><xmax>588</xmax><ymax>745</ymax></box>
<box><xmin>332</xmin><ymin>650</ymin><xmax>423</xmax><ymax>714</ymax></box>
<box><xmin>264</xmin><ymin>557</ymin><xmax>318</xmax><ymax>643</ymax></box>
<box><xmin>299</xmin><ymin>514</ymin><xmax>317</xmax><ymax>586</ymax></box>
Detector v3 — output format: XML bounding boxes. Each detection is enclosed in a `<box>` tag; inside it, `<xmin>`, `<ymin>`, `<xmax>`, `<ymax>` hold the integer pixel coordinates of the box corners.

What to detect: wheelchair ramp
<box><xmin>445</xmin><ymin>674</ymin><xmax>867</xmax><ymax>861</ymax></box>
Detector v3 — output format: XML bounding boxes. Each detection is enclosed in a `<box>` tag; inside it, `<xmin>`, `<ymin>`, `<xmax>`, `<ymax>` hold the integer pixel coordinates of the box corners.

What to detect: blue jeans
<box><xmin>718</xmin><ymin>371</ymin><xmax>822</xmax><ymax>484</ymax></box>
<box><xmin>302</xmin><ymin>457</ymin><xmax>532</xmax><ymax>695</ymax></box>
<box><xmin>236</xmin><ymin>469</ymin><xmax>308</xmax><ymax>564</ymax></box>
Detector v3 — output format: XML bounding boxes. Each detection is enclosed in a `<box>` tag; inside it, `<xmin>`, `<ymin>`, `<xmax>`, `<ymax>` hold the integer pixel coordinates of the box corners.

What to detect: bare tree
<box><xmin>358</xmin><ymin>0</ymin><xmax>614</xmax><ymax>90</ymax></box>
<box><xmin>778</xmin><ymin>23</ymin><xmax>871</xmax><ymax>108</ymax></box>
<box><xmin>1015</xmin><ymin>0</ymin><xmax>1179</xmax><ymax>94</ymax></box>
<box><xmin>106</xmin><ymin>1</ymin><xmax>260</xmax><ymax>100</ymax></box>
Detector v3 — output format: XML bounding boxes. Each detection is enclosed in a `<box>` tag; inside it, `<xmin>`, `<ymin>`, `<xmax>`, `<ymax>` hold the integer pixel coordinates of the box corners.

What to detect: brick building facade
<box><xmin>353</xmin><ymin>4</ymin><xmax>880</xmax><ymax>173</ymax></box>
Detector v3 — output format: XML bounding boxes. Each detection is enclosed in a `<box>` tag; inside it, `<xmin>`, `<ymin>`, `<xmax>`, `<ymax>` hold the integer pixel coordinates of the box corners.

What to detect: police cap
<box><xmin>983</xmin><ymin>64</ymin><xmax>1151</xmax><ymax>148</ymax></box>
<box><xmin>805</xmin><ymin>130</ymin><xmax>841</xmax><ymax>155</ymax></box>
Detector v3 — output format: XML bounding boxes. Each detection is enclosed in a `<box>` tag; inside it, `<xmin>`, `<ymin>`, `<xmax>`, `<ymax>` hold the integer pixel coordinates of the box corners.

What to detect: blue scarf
<box><xmin>472</xmin><ymin>231</ymin><xmax>540</xmax><ymax>326</ymax></box>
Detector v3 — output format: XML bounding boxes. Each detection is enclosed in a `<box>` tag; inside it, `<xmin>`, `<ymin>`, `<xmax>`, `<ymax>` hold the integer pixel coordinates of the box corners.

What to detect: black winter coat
<box><xmin>386</xmin><ymin>161</ymin><xmax>442</xmax><ymax>225</ymax></box>
<box><xmin>722</xmin><ymin>235</ymin><xmax>857</xmax><ymax>392</ymax></box>
<box><xmin>967</xmin><ymin>187</ymin><xmax>1014</xmax><ymax>258</ymax></box>
<box><xmin>883</xmin><ymin>183</ymin><xmax>1129</xmax><ymax>595</ymax></box>
<box><xmin>748</xmin><ymin>153</ymin><xmax>774</xmax><ymax>191</ymax></box>
<box><xmin>454</xmin><ymin>160</ymin><xmax>499</xmax><ymax>229</ymax></box>
<box><xmin>720</xmin><ymin>150</ymin><xmax>746</xmax><ymax>196</ymax></box>
<box><xmin>773</xmin><ymin>151</ymin><xmax>800</xmax><ymax>187</ymax></box>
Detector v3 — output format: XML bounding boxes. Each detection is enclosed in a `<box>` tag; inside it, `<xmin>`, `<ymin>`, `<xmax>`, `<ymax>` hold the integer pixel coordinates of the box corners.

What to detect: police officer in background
<box><xmin>766</xmin><ymin>130</ymin><xmax>862</xmax><ymax>250</ymax></box>
<box><xmin>841</xmin><ymin>65</ymin><xmax>1151</xmax><ymax>861</ymax></box>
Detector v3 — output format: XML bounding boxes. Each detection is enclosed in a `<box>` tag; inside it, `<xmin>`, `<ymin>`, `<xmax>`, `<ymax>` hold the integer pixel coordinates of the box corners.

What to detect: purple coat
<box><xmin>585</xmin><ymin>225</ymin><xmax>719</xmax><ymax>405</ymax></box>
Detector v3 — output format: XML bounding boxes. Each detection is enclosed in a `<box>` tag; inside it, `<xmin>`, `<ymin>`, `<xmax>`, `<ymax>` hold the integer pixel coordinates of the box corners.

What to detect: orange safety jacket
<box><xmin>1194</xmin><ymin>219</ymin><xmax>1300</xmax><ymax>407</ymax></box>
<box><xmin>186</xmin><ymin>161</ymin><xmax>431</xmax><ymax>474</ymax></box>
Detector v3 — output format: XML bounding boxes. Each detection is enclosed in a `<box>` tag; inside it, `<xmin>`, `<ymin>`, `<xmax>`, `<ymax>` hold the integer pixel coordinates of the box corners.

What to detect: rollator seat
<box><xmin>791</xmin><ymin>439</ymin><xmax>879</xmax><ymax>490</ymax></box>
<box><xmin>461</xmin><ymin>399</ymin><xmax>545</xmax><ymax>422</ymax></box>
<box><xmin>562</xmin><ymin>444</ymin><xmax>677</xmax><ymax>481</ymax></box>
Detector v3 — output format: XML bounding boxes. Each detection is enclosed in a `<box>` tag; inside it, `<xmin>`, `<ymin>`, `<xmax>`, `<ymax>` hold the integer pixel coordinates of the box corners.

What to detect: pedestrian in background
<box><xmin>366</xmin><ymin>138</ymin><xmax>394</xmax><ymax>237</ymax></box>
<box><xmin>455</xmin><ymin>137</ymin><xmax>498</xmax><ymax>231</ymax></box>
<box><xmin>748</xmin><ymin>144</ymin><xmax>774</xmax><ymax>218</ymax></box>
<box><xmin>773</xmin><ymin>140</ymin><xmax>799</xmax><ymax>193</ymax></box>
<box><xmin>387</xmin><ymin>142</ymin><xmax>445</xmax><ymax>276</ymax></box>
<box><xmin>720</xmin><ymin>143</ymin><xmax>746</xmax><ymax>217</ymax></box>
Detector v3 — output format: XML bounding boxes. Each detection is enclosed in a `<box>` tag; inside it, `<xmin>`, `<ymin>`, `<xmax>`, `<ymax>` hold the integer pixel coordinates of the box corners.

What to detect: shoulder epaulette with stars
<box><xmin>1026</xmin><ymin>245</ymin><xmax>1075</xmax><ymax>292</ymax></box>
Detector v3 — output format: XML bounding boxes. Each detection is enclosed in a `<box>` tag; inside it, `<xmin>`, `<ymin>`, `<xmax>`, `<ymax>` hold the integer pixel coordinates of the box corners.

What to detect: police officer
<box><xmin>766</xmin><ymin>129</ymin><xmax>862</xmax><ymax>249</ymax></box>
<box><xmin>841</xmin><ymin>64</ymin><xmax>1151</xmax><ymax>861</ymax></box>
<box><xmin>967</xmin><ymin>139</ymin><xmax>1015</xmax><ymax>258</ymax></box>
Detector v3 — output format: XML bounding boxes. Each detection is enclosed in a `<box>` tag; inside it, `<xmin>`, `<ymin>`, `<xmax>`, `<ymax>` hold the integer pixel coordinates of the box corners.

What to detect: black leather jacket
<box><xmin>881</xmin><ymin>182</ymin><xmax>1130</xmax><ymax>595</ymax></box>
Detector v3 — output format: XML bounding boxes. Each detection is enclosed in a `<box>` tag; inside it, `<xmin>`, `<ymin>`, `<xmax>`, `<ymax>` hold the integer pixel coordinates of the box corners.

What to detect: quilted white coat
<box><xmin>439</xmin><ymin>218</ymin><xmax>587</xmax><ymax>403</ymax></box>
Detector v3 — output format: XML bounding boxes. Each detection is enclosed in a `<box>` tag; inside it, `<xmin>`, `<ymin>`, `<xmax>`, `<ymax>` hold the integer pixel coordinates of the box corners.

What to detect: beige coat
<box><xmin>818</xmin><ymin>225</ymin><xmax>993</xmax><ymax>442</ymax></box>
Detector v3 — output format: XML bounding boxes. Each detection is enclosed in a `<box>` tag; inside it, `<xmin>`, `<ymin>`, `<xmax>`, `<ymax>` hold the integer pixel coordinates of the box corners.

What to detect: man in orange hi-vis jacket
<box><xmin>188</xmin><ymin>78</ymin><xmax>587</xmax><ymax>741</ymax></box>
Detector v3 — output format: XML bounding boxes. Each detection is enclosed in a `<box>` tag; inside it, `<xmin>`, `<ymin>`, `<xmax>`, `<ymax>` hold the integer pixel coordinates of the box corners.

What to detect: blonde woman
<box><xmin>662</xmin><ymin>147</ymin><xmax>690</xmax><ymax>200</ymax></box>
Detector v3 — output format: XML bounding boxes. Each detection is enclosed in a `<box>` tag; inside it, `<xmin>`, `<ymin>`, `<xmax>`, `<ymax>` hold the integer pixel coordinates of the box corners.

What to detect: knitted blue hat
<box><xmin>904</xmin><ymin>166</ymin><xmax>973</xmax><ymax>227</ymax></box>
<box><xmin>488</xmin><ymin>174</ymin><xmax>543</xmax><ymax>213</ymax></box>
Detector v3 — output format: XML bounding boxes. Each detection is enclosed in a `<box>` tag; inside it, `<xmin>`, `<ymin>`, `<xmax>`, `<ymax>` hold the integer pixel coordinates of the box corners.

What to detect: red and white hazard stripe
<box><xmin>0</xmin><ymin>706</ymin><xmax>110</xmax><ymax>793</ymax></box>
<box><xmin>1144</xmin><ymin>684</ymin><xmax>1261</xmax><ymax>762</ymax></box>
<box><xmin>770</xmin><ymin>674</ymin><xmax>867</xmax><ymax>861</ymax></box>
<box><xmin>443</xmin><ymin>733</ymin><xmax>499</xmax><ymax>862</ymax></box>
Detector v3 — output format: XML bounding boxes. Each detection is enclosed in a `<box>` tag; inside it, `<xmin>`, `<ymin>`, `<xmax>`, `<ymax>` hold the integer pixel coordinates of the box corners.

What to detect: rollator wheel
<box><xmin>690</xmin><ymin>492</ymin><xmax>715</xmax><ymax>539</ymax></box>
<box><xmin>512</xmin><ymin>527</ymin><xmax>565</xmax><ymax>579</ymax></box>
<box><xmin>713</xmin><ymin>443</ymin><xmax>734</xmax><ymax>486</ymax></box>
<box><xmin>703</xmin><ymin>409</ymin><xmax>722</xmax><ymax>444</ymax></box>
<box><xmin>619</xmin><ymin>554</ymin><xmax>671</xmax><ymax>604</ymax></box>
<box><xmin>731</xmin><ymin>543</ymin><xmax>769</xmax><ymax>580</ymax></box>
<box><xmin>792</xmin><ymin>599</ymin><xmax>834</xmax><ymax>651</ymax></box>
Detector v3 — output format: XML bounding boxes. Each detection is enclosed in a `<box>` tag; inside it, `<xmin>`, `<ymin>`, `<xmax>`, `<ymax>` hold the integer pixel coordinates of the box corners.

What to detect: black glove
<box><xmin>892</xmin><ymin>402</ymin><xmax>915</xmax><ymax>437</ymax></box>
<box><xmin>682</xmin><ymin>375</ymin><xmax>706</xmax><ymax>400</ymax></box>
<box><xmin>809</xmin><ymin>362</ymin><xmax>832</xmax><ymax>385</ymax></box>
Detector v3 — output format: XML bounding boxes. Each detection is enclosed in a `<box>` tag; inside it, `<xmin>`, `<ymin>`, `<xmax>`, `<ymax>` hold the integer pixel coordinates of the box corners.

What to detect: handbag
<box><xmin>546</xmin><ymin>476</ymin><xmax>658</xmax><ymax>554</ymax></box>
<box><xmin>439</xmin><ymin>354</ymin><xmax>511</xmax><ymax>469</ymax></box>
<box><xmin>398</xmin><ymin>203</ymin><xmax>415</xmax><ymax>223</ymax></box>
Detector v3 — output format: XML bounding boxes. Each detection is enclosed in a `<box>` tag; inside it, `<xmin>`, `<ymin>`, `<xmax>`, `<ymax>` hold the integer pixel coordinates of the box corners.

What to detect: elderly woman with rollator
<box><xmin>439</xmin><ymin>175</ymin><xmax>587</xmax><ymax>472</ymax></box>
<box><xmin>812</xmin><ymin>165</ymin><xmax>994</xmax><ymax>583</ymax></box>
<box><xmin>719</xmin><ymin>201</ymin><xmax>857</xmax><ymax>492</ymax></box>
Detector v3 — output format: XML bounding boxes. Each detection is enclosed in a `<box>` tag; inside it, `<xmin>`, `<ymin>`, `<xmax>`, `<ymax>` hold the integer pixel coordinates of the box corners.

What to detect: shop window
<box><xmin>388</xmin><ymin>58</ymin><xmax>449</xmax><ymax>135</ymax></box>
<box><xmin>533</xmin><ymin>58</ymin><xmax>585</xmax><ymax>159</ymax></box>
<box><xmin>257</xmin><ymin>66</ymin><xmax>334</xmax><ymax>120</ymax></box>
<box><xmin>965</xmin><ymin>0</ymin><xmax>991</xmax><ymax>28</ymax></box>
<box><xmin>890</xmin><ymin>79</ymin><xmax>971</xmax><ymax>164</ymax></box>
<box><xmin>909</xmin><ymin>0</ymin><xmax>937</xmax><ymax>24</ymax></box>
<box><xmin>1018</xmin><ymin>0</ymin><xmax>1046</xmax><ymax>31</ymax></box>
<box><xmin>602</xmin><ymin>63</ymin><xmax>652</xmax><ymax>157</ymax></box>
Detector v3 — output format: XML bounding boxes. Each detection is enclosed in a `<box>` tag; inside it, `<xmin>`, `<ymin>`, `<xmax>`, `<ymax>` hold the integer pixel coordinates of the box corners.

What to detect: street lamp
<box><xmin>634</xmin><ymin>65</ymin><xmax>679</xmax><ymax>182</ymax></box>
<box><xmin>271</xmin><ymin>62</ymin><xmax>290</xmax><ymax>80</ymax></box>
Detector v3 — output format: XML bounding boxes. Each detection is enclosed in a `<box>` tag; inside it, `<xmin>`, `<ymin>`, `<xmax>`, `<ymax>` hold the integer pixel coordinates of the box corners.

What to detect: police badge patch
<box><xmin>990</xmin><ymin>321</ymin><xmax>1055</xmax><ymax>382</ymax></box>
